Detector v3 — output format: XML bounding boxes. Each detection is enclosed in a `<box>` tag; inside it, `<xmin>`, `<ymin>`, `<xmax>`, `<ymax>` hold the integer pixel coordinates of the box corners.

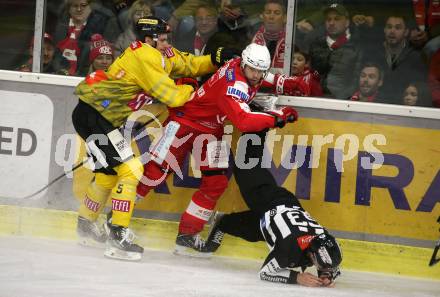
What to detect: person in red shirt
<box><xmin>290</xmin><ymin>47</ymin><xmax>323</xmax><ymax>97</ymax></box>
<box><xmin>350</xmin><ymin>62</ymin><xmax>384</xmax><ymax>103</ymax></box>
<box><xmin>251</xmin><ymin>0</ymin><xmax>287</xmax><ymax>73</ymax></box>
<box><xmin>410</xmin><ymin>0</ymin><xmax>440</xmax><ymax>59</ymax></box>
<box><xmin>136</xmin><ymin>43</ymin><xmax>306</xmax><ymax>255</ymax></box>
<box><xmin>87</xmin><ymin>34</ymin><xmax>114</xmax><ymax>73</ymax></box>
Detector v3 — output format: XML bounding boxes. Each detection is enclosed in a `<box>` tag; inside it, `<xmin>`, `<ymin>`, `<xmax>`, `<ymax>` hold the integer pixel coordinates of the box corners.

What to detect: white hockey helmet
<box><xmin>241</xmin><ymin>43</ymin><xmax>271</xmax><ymax>71</ymax></box>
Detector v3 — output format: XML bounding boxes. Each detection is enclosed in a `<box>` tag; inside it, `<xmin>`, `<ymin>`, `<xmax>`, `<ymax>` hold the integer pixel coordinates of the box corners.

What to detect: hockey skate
<box><xmin>201</xmin><ymin>212</ymin><xmax>225</xmax><ymax>254</ymax></box>
<box><xmin>174</xmin><ymin>233</ymin><xmax>211</xmax><ymax>258</ymax></box>
<box><xmin>77</xmin><ymin>216</ymin><xmax>108</xmax><ymax>248</ymax></box>
<box><xmin>104</xmin><ymin>224</ymin><xmax>144</xmax><ymax>261</ymax></box>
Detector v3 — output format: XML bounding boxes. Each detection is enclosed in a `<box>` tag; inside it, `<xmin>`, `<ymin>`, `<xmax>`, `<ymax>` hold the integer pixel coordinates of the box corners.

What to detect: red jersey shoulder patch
<box><xmin>130</xmin><ymin>41</ymin><xmax>143</xmax><ymax>50</ymax></box>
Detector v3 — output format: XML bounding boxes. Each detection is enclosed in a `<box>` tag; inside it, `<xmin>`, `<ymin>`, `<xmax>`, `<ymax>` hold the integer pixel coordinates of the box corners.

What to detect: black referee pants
<box><xmin>217</xmin><ymin>130</ymin><xmax>301</xmax><ymax>242</ymax></box>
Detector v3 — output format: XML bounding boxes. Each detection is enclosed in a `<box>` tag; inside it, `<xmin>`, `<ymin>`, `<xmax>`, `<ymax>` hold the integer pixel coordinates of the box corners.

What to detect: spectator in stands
<box><xmin>296</xmin><ymin>1</ymin><xmax>375</xmax><ymax>34</ymax></box>
<box><xmin>251</xmin><ymin>0</ymin><xmax>286</xmax><ymax>73</ymax></box>
<box><xmin>218</xmin><ymin>0</ymin><xmax>263</xmax><ymax>32</ymax></box>
<box><xmin>308</xmin><ymin>3</ymin><xmax>363</xmax><ymax>99</ymax></box>
<box><xmin>97</xmin><ymin>0</ymin><xmax>134</xmax><ymax>15</ymax></box>
<box><xmin>88</xmin><ymin>34</ymin><xmax>114</xmax><ymax>73</ymax></box>
<box><xmin>372</xmin><ymin>15</ymin><xmax>428</xmax><ymax>103</ymax></box>
<box><xmin>290</xmin><ymin>47</ymin><xmax>323</xmax><ymax>97</ymax></box>
<box><xmin>114</xmin><ymin>0</ymin><xmax>153</xmax><ymax>57</ymax></box>
<box><xmin>151</xmin><ymin>0</ymin><xmax>175</xmax><ymax>21</ymax></box>
<box><xmin>54</xmin><ymin>0</ymin><xmax>121</xmax><ymax>76</ymax></box>
<box><xmin>409</xmin><ymin>0</ymin><xmax>440</xmax><ymax>61</ymax></box>
<box><xmin>169</xmin><ymin>0</ymin><xmax>264</xmax><ymax>44</ymax></box>
<box><xmin>350</xmin><ymin>62</ymin><xmax>384</xmax><ymax>103</ymax></box>
<box><xmin>428</xmin><ymin>48</ymin><xmax>440</xmax><ymax>107</ymax></box>
<box><xmin>402</xmin><ymin>81</ymin><xmax>431</xmax><ymax>106</ymax></box>
<box><xmin>16</xmin><ymin>33</ymin><xmax>69</xmax><ymax>75</ymax></box>
<box><xmin>295</xmin><ymin>0</ymin><xmax>379</xmax><ymax>51</ymax></box>
<box><xmin>174</xmin><ymin>3</ymin><xmax>247</xmax><ymax>82</ymax></box>
<box><xmin>175</xmin><ymin>4</ymin><xmax>219</xmax><ymax>55</ymax></box>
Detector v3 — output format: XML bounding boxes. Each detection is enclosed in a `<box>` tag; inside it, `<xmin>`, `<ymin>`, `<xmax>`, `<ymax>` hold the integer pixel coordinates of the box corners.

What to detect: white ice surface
<box><xmin>0</xmin><ymin>236</ymin><xmax>439</xmax><ymax>297</ymax></box>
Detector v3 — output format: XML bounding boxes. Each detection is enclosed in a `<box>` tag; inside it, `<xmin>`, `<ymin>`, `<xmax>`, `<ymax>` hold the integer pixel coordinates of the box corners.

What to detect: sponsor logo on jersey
<box><xmin>84</xmin><ymin>196</ymin><xmax>100</xmax><ymax>212</ymax></box>
<box><xmin>226</xmin><ymin>86</ymin><xmax>250</xmax><ymax>101</ymax></box>
<box><xmin>297</xmin><ymin>235</ymin><xmax>315</xmax><ymax>250</ymax></box>
<box><xmin>164</xmin><ymin>47</ymin><xmax>175</xmax><ymax>58</ymax></box>
<box><xmin>112</xmin><ymin>199</ymin><xmax>131</xmax><ymax>212</ymax></box>
<box><xmin>226</xmin><ymin>69</ymin><xmax>235</xmax><ymax>82</ymax></box>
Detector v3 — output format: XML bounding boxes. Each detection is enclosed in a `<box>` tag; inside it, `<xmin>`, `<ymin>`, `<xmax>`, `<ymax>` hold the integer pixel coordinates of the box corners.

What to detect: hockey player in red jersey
<box><xmin>136</xmin><ymin>43</ymin><xmax>307</xmax><ymax>255</ymax></box>
<box><xmin>202</xmin><ymin>130</ymin><xmax>342</xmax><ymax>287</ymax></box>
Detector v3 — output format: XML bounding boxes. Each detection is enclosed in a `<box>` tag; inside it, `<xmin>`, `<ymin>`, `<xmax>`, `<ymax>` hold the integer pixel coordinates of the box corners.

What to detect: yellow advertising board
<box><xmin>73</xmin><ymin>116</ymin><xmax>440</xmax><ymax>242</ymax></box>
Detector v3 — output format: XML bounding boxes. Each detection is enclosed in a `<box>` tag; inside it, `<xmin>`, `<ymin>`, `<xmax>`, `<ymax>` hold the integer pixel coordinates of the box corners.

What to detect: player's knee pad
<box><xmin>79</xmin><ymin>178</ymin><xmax>113</xmax><ymax>221</ymax></box>
<box><xmin>137</xmin><ymin>161</ymin><xmax>169</xmax><ymax>198</ymax></box>
<box><xmin>114</xmin><ymin>157</ymin><xmax>143</xmax><ymax>183</ymax></box>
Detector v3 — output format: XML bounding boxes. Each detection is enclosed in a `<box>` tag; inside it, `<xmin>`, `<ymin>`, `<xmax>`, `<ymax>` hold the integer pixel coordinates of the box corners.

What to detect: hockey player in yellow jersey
<box><xmin>72</xmin><ymin>16</ymin><xmax>238</xmax><ymax>261</ymax></box>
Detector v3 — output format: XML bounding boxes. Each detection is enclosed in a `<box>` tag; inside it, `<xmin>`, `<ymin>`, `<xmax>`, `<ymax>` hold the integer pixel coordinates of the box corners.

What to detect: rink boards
<box><xmin>0</xmin><ymin>71</ymin><xmax>439</xmax><ymax>280</ymax></box>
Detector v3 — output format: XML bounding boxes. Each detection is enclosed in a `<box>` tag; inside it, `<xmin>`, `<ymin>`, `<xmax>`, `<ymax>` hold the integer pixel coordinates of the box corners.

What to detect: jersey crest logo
<box><xmin>164</xmin><ymin>47</ymin><xmax>175</xmax><ymax>58</ymax></box>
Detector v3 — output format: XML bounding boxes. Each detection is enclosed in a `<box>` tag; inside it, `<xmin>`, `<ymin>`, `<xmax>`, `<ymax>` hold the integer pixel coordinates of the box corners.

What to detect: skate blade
<box><xmin>77</xmin><ymin>236</ymin><xmax>106</xmax><ymax>249</ymax></box>
<box><xmin>173</xmin><ymin>244</ymin><xmax>213</xmax><ymax>258</ymax></box>
<box><xmin>104</xmin><ymin>246</ymin><xmax>142</xmax><ymax>261</ymax></box>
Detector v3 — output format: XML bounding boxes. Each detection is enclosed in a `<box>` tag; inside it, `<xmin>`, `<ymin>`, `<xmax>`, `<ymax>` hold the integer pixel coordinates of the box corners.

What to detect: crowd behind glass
<box><xmin>4</xmin><ymin>0</ymin><xmax>440</xmax><ymax>108</ymax></box>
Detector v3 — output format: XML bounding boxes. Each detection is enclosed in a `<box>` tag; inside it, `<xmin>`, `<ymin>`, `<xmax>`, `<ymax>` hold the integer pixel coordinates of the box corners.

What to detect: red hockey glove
<box><xmin>274</xmin><ymin>74</ymin><xmax>308</xmax><ymax>96</ymax></box>
<box><xmin>267</xmin><ymin>106</ymin><xmax>298</xmax><ymax>128</ymax></box>
<box><xmin>175</xmin><ymin>77</ymin><xmax>199</xmax><ymax>91</ymax></box>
